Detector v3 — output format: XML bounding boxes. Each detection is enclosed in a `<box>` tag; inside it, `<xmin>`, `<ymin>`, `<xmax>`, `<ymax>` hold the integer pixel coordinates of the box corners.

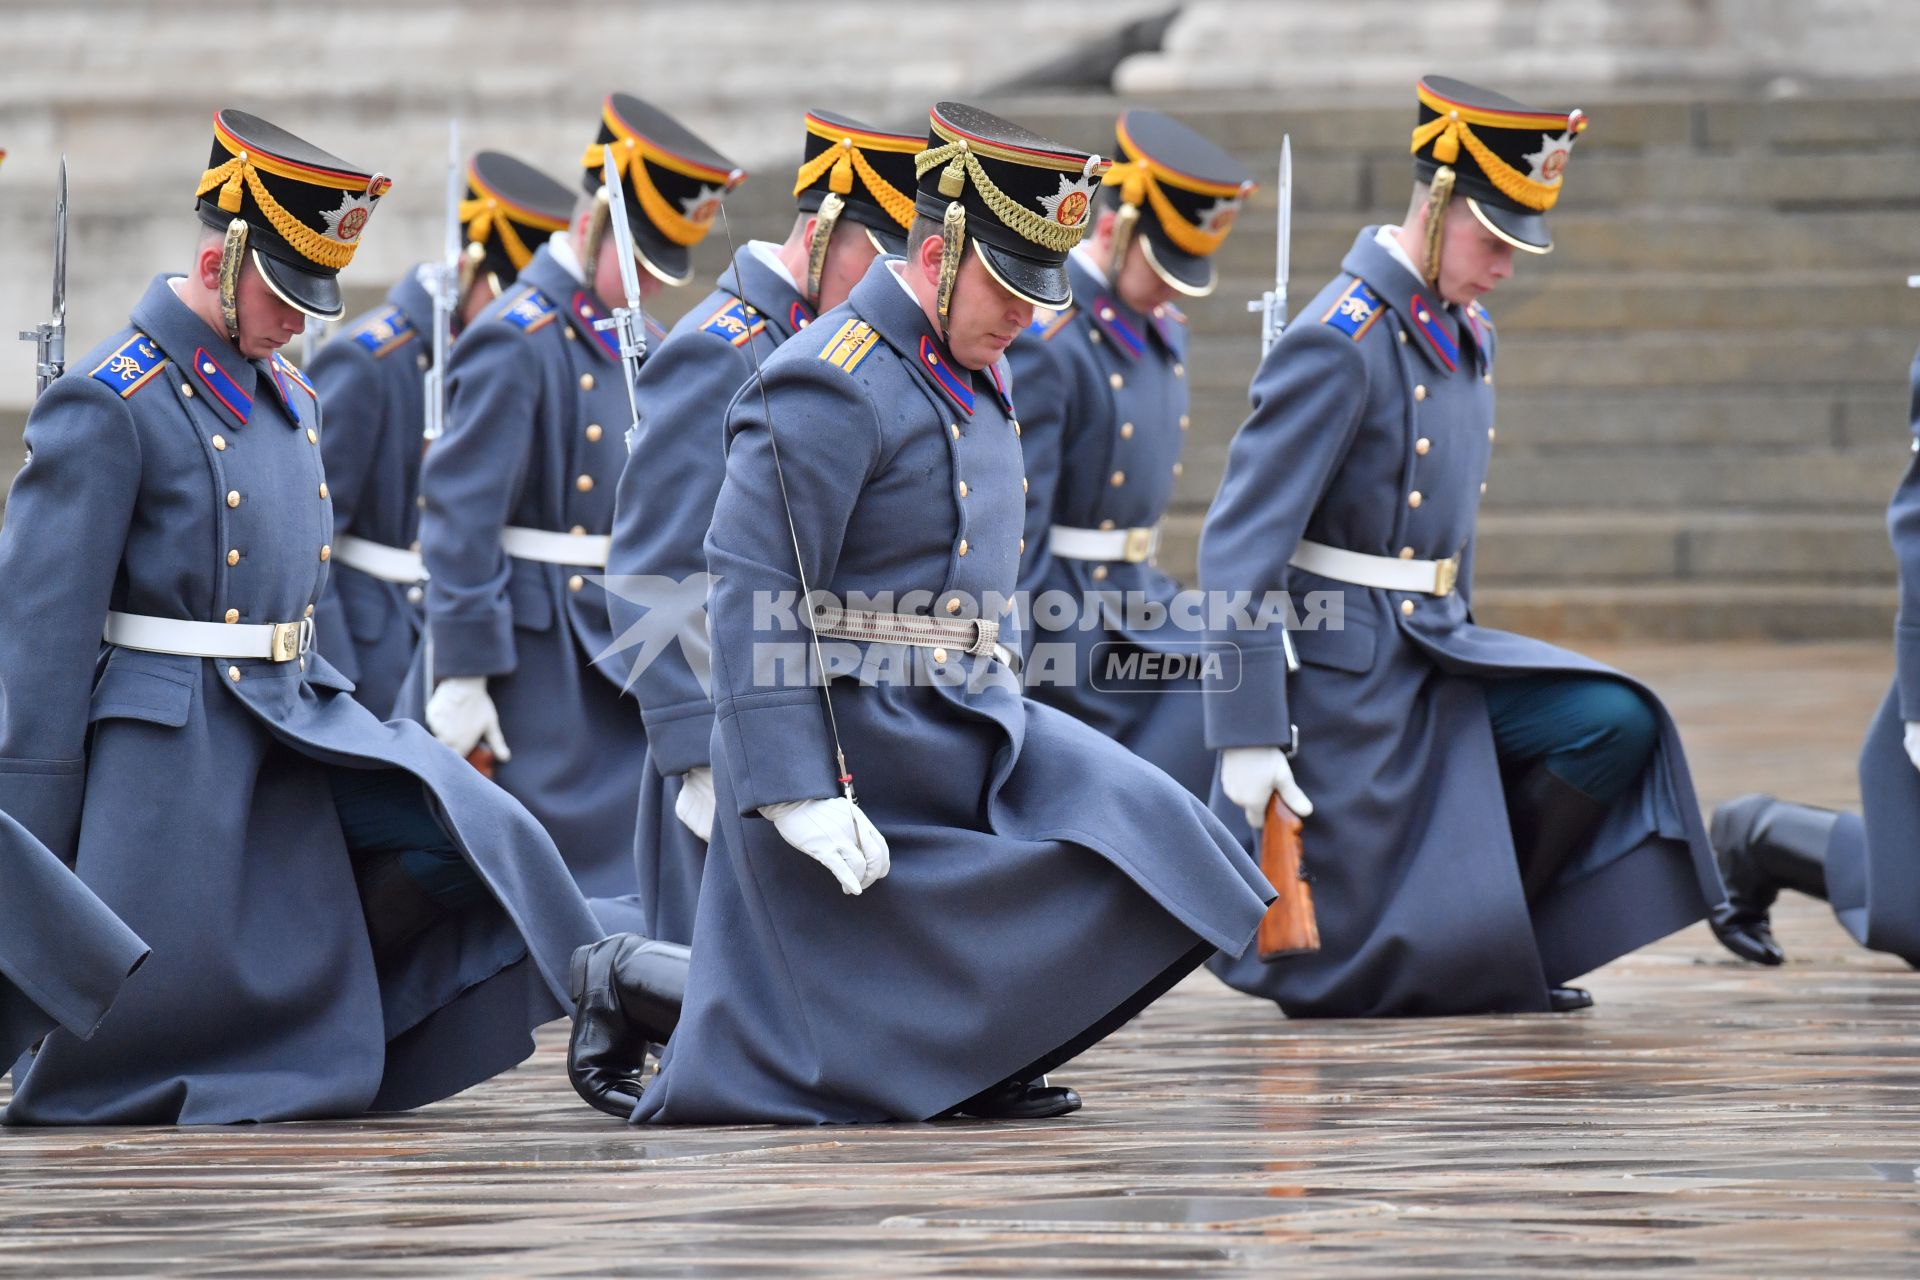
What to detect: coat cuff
<box><xmin>427</xmin><ymin>611</ymin><xmax>517</xmax><ymax>680</ymax></box>
<box><xmin>644</xmin><ymin>701</ymin><xmax>717</xmax><ymax>777</ymax></box>
<box><xmin>716</xmin><ymin>693</ymin><xmax>841</xmax><ymax>814</ymax></box>
<box><xmin>1203</xmin><ymin>639</ymin><xmax>1293</xmax><ymax>751</ymax></box>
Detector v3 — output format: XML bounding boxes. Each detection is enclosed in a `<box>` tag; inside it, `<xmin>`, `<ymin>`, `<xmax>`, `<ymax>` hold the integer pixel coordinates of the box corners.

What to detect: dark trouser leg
<box><xmin>327</xmin><ymin>767</ymin><xmax>487</xmax><ymax>965</ymax></box>
<box><xmin>1482</xmin><ymin>674</ymin><xmax>1660</xmax><ymax>902</ymax></box>
<box><xmin>1707</xmin><ymin>794</ymin><xmax>1837</xmax><ymax>965</ymax></box>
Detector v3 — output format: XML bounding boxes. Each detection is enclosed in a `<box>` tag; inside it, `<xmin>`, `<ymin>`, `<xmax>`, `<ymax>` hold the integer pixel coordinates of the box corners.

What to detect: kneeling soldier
<box><xmin>0</xmin><ymin>113</ymin><xmax>617</xmax><ymax>1124</ymax></box>
<box><xmin>570</xmin><ymin>103</ymin><xmax>1271</xmax><ymax>1124</ymax></box>
<box><xmin>310</xmin><ymin>151</ymin><xmax>574</xmax><ymax>718</ymax></box>
<box><xmin>1200</xmin><ymin>78</ymin><xmax>1764</xmax><ymax>1019</ymax></box>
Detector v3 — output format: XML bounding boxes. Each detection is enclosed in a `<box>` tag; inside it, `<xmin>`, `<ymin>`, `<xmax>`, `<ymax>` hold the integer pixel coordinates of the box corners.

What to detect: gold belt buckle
<box><xmin>268</xmin><ymin>618</ymin><xmax>313</xmax><ymax>663</ymax></box>
<box><xmin>1433</xmin><ymin>554</ymin><xmax>1461</xmax><ymax>597</ymax></box>
<box><xmin>1122</xmin><ymin>526</ymin><xmax>1155</xmax><ymax>563</ymax></box>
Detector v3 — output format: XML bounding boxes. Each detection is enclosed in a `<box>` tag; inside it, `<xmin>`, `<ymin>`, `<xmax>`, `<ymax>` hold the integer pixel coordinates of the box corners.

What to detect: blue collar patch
<box><xmin>917</xmin><ymin>335</ymin><xmax>974</xmax><ymax>415</ymax></box>
<box><xmin>1090</xmin><ymin>296</ymin><xmax>1146</xmax><ymax>360</ymax></box>
<box><xmin>192</xmin><ymin>347</ymin><xmax>252</xmax><ymax>424</ymax></box>
<box><xmin>1408</xmin><ymin>291</ymin><xmax>1459</xmax><ymax>372</ymax></box>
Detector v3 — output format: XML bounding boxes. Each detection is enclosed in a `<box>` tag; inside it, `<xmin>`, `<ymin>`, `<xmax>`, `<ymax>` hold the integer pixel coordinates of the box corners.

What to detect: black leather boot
<box><xmin>1708</xmin><ymin>794</ymin><xmax>1836</xmax><ymax>966</ymax></box>
<box><xmin>955</xmin><ymin>1075</ymin><xmax>1082</xmax><ymax>1120</ymax></box>
<box><xmin>567</xmin><ymin>933</ymin><xmax>691</xmax><ymax>1120</ymax></box>
<box><xmin>1508</xmin><ymin>763</ymin><xmax>1610</xmax><ymax>904</ymax></box>
<box><xmin>1548</xmin><ymin>986</ymin><xmax>1594</xmax><ymax>1012</ymax></box>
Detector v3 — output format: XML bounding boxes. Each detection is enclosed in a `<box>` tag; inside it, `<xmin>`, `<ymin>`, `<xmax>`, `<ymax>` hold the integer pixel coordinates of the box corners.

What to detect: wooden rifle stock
<box><xmin>1256</xmin><ymin>796</ymin><xmax>1319</xmax><ymax>960</ymax></box>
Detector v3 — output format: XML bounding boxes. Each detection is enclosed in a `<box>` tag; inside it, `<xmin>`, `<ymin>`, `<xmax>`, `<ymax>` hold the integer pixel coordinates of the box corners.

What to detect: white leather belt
<box><xmin>103</xmin><ymin>611</ymin><xmax>313</xmax><ymax>662</ymax></box>
<box><xmin>1289</xmin><ymin>538</ymin><xmax>1461</xmax><ymax>597</ymax></box>
<box><xmin>1049</xmin><ymin>523</ymin><xmax>1160</xmax><ymax>564</ymax></box>
<box><xmin>333</xmin><ymin>535</ymin><xmax>428</xmax><ymax>584</ymax></box>
<box><xmin>807</xmin><ymin>602</ymin><xmax>1016</xmax><ymax>669</ymax></box>
<box><xmin>500</xmin><ymin>526</ymin><xmax>611</xmax><ymax>567</ymax></box>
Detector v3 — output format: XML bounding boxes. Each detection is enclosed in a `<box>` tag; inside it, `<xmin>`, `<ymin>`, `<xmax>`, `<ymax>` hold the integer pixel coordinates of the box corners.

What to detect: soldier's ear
<box><xmin>194</xmin><ymin>233</ymin><xmax>226</xmax><ymax>290</ymax></box>
<box><xmin>913</xmin><ymin>232</ymin><xmax>945</xmax><ymax>284</ymax></box>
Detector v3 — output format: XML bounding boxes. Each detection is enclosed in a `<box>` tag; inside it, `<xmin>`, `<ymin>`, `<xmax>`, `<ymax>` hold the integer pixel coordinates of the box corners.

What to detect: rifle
<box><xmin>592</xmin><ymin>146</ymin><xmax>652</xmax><ymax>441</ymax></box>
<box><xmin>418</xmin><ymin>120</ymin><xmax>462</xmax><ymax>443</ymax></box>
<box><xmin>1245</xmin><ymin>136</ymin><xmax>1292</xmax><ymax>358</ymax></box>
<box><xmin>18</xmin><ymin>156</ymin><xmax>67</xmax><ymax>398</ymax></box>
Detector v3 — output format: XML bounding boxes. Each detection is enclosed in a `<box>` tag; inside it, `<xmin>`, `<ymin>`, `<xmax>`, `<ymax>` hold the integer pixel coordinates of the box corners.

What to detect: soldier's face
<box><xmin>815</xmin><ymin>220</ymin><xmax>879</xmax><ymax>313</ymax></box>
<box><xmin>1436</xmin><ymin>205</ymin><xmax>1517</xmax><ymax>305</ymax></box>
<box><xmin>231</xmin><ymin>259</ymin><xmax>308</xmax><ymax>359</ymax></box>
<box><xmin>944</xmin><ymin>247</ymin><xmax>1033</xmax><ymax>370</ymax></box>
<box><xmin>591</xmin><ymin>235</ymin><xmax>664</xmax><ymax>311</ymax></box>
<box><xmin>1113</xmin><ymin>236</ymin><xmax>1179</xmax><ymax>315</ymax></box>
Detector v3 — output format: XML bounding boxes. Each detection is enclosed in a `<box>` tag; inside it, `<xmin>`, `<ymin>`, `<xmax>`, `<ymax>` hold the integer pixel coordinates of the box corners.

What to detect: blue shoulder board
<box><xmin>350</xmin><ymin>304</ymin><xmax>417</xmax><ymax>357</ymax></box>
<box><xmin>89</xmin><ymin>332</ymin><xmax>168</xmax><ymax>398</ymax></box>
<box><xmin>1320</xmin><ymin>280</ymin><xmax>1383</xmax><ymax>342</ymax></box>
<box><xmin>502</xmin><ymin>288</ymin><xmax>557</xmax><ymax>334</ymax></box>
<box><xmin>700</xmin><ymin>298</ymin><xmax>767</xmax><ymax>348</ymax></box>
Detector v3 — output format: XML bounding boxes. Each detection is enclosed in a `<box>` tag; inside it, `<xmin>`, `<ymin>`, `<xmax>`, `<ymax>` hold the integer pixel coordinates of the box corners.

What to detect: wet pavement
<box><xmin>4</xmin><ymin>642</ymin><xmax>1915</xmax><ymax>1277</ymax></box>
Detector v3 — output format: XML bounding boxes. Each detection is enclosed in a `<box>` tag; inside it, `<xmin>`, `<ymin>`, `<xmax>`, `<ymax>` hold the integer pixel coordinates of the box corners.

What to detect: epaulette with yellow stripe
<box><xmin>1027</xmin><ymin>305</ymin><xmax>1077</xmax><ymax>341</ymax></box>
<box><xmin>1320</xmin><ymin>279</ymin><xmax>1383</xmax><ymax>342</ymax></box>
<box><xmin>700</xmin><ymin>298</ymin><xmax>766</xmax><ymax>348</ymax></box>
<box><xmin>89</xmin><ymin>332</ymin><xmax>168</xmax><ymax>399</ymax></box>
<box><xmin>502</xmin><ymin>288</ymin><xmax>558</xmax><ymax>334</ymax></box>
<box><xmin>349</xmin><ymin>304</ymin><xmax>417</xmax><ymax>358</ymax></box>
<box><xmin>816</xmin><ymin>318</ymin><xmax>879</xmax><ymax>374</ymax></box>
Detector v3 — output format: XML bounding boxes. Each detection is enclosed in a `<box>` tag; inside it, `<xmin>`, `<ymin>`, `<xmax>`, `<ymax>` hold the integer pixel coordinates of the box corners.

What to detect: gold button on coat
<box><xmin>1108</xmin><ymin>372</ymin><xmax>1124</xmax><ymax>390</ymax></box>
<box><xmin>1119</xmin><ymin>422</ymin><xmax>1134</xmax><ymax>439</ymax></box>
<box><xmin>224</xmin><ymin>608</ymin><xmax>239</xmax><ymax>624</ymax></box>
<box><xmin>1399</xmin><ymin>546</ymin><xmax>1416</xmax><ymax>559</ymax></box>
<box><xmin>320</xmin><ymin>544</ymin><xmax>331</xmax><ymax>561</ymax></box>
<box><xmin>586</xmin><ymin>424</ymin><xmax>603</xmax><ymax>442</ymax></box>
<box><xmin>1172</xmin><ymin>362</ymin><xmax>1185</xmax><ymax>378</ymax></box>
<box><xmin>1488</xmin><ymin>427</ymin><xmax>1497</xmax><ymax>441</ymax></box>
<box><xmin>226</xmin><ymin>490</ymin><xmax>241</xmax><ymax>508</ymax></box>
<box><xmin>569</xmin><ymin>575</ymin><xmax>585</xmax><ymax>592</ymax></box>
<box><xmin>304</xmin><ymin>604</ymin><xmax>315</xmax><ymax>618</ymax></box>
<box><xmin>1172</xmin><ymin>462</ymin><xmax>1184</xmax><ymax>477</ymax></box>
<box><xmin>957</xmin><ymin>481</ymin><xmax>968</xmax><ymax>498</ymax></box>
<box><xmin>307</xmin><ymin>429</ymin><xmax>318</xmax><ymax>444</ymax></box>
<box><xmin>576</xmin><ymin>474</ymin><xmax>594</xmax><ymax>492</ymax></box>
<box><xmin>1091</xmin><ymin>565</ymin><xmax>1108</xmax><ymax>581</ymax></box>
<box><xmin>579</xmin><ymin>373</ymin><xmax>595</xmax><ymax>390</ymax></box>
<box><xmin>1408</xmin><ymin>491</ymin><xmax>1423</xmax><ymax>508</ymax></box>
<box><xmin>1110</xmin><ymin>471</ymin><xmax>1126</xmax><ymax>487</ymax></box>
<box><xmin>956</xmin><ymin>540</ymin><xmax>969</xmax><ymax>557</ymax></box>
<box><xmin>1414</xmin><ymin>385</ymin><xmax>1428</xmax><ymax>401</ymax></box>
<box><xmin>227</xmin><ymin>665</ymin><xmax>241</xmax><ymax>682</ymax></box>
<box><xmin>212</xmin><ymin>435</ymin><xmax>226</xmax><ymax>451</ymax></box>
<box><xmin>949</xmin><ymin>423</ymin><xmax>960</xmax><ymax>440</ymax></box>
<box><xmin>181</xmin><ymin>383</ymin><xmax>194</xmax><ymax>397</ymax></box>
<box><xmin>1401</xmin><ymin>599</ymin><xmax>1415</xmax><ymax>616</ymax></box>
<box><xmin>945</xmin><ymin>597</ymin><xmax>961</xmax><ymax>615</ymax></box>
<box><xmin>570</xmin><ymin>524</ymin><xmax>587</xmax><ymax>536</ymax></box>
<box><xmin>318</xmin><ymin>483</ymin><xmax>329</xmax><ymax>499</ymax></box>
<box><xmin>1179</xmin><ymin>414</ymin><xmax>1190</xmax><ymax>430</ymax></box>
<box><xmin>227</xmin><ymin>549</ymin><xmax>240</xmax><ymax>566</ymax></box>
<box><xmin>1415</xmin><ymin>438</ymin><xmax>1431</xmax><ymax>455</ymax></box>
<box><xmin>932</xmin><ymin>647</ymin><xmax>948</xmax><ymax>663</ymax></box>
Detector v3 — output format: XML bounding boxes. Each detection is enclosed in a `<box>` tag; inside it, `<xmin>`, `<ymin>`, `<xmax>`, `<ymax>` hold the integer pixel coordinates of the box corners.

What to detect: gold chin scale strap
<box><xmin>805</xmin><ymin>191</ymin><xmax>845</xmax><ymax>306</ymax></box>
<box><xmin>581</xmin><ymin>188</ymin><xmax>613</xmax><ymax>283</ymax></box>
<box><xmin>935</xmin><ymin>201</ymin><xmax>966</xmax><ymax>340</ymax></box>
<box><xmin>1420</xmin><ymin>164</ymin><xmax>1456</xmax><ymax>287</ymax></box>
<box><xmin>218</xmin><ymin>218</ymin><xmax>248</xmax><ymax>341</ymax></box>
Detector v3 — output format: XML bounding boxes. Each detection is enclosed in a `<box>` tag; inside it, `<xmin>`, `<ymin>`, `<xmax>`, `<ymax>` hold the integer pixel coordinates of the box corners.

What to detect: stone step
<box><xmin>1167</xmin><ymin>439</ymin><xmax>1904</xmax><ymax>515</ymax></box>
<box><xmin>1149</xmin><ymin>513</ymin><xmax>1895</xmax><ymax>639</ymax></box>
<box><xmin>1180</xmin><ymin>326</ymin><xmax>1920</xmax><ymax>400</ymax></box>
<box><xmin>1177</xmin><ymin>271</ymin><xmax>1920</xmax><ymax>338</ymax></box>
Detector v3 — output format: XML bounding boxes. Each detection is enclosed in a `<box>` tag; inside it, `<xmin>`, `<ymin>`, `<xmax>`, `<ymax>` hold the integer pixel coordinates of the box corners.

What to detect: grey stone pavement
<box><xmin>3</xmin><ymin>641</ymin><xmax>1914</xmax><ymax>1277</ymax></box>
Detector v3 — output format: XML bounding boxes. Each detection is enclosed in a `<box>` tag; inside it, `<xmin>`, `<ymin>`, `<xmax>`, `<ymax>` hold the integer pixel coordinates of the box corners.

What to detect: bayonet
<box><xmin>418</xmin><ymin>120</ymin><xmax>462</xmax><ymax>441</ymax></box>
<box><xmin>1246</xmin><ymin>136</ymin><xmax>1292</xmax><ymax>357</ymax></box>
<box><xmin>19</xmin><ymin>155</ymin><xmax>67</xmax><ymax>398</ymax></box>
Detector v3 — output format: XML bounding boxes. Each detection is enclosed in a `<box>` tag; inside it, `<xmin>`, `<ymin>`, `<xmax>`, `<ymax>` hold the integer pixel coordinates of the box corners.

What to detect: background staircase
<box><xmin>3</xmin><ymin>0</ymin><xmax>1916</xmax><ymax>639</ymax></box>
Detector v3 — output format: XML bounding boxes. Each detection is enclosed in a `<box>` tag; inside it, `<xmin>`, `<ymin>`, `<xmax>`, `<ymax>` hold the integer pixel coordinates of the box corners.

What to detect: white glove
<box><xmin>1905</xmin><ymin>722</ymin><xmax>1920</xmax><ymax>776</ymax></box>
<box><xmin>757</xmin><ymin>796</ymin><xmax>890</xmax><ymax>895</ymax></box>
<box><xmin>1220</xmin><ymin>745</ymin><xmax>1313</xmax><ymax>831</ymax></box>
<box><xmin>425</xmin><ymin>676</ymin><xmax>511</xmax><ymax>762</ymax></box>
<box><xmin>675</xmin><ymin>766</ymin><xmax>715</xmax><ymax>842</ymax></box>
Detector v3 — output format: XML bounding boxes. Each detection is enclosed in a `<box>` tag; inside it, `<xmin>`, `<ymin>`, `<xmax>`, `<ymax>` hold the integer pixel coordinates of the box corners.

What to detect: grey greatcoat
<box><xmin>0</xmin><ymin>276</ymin><xmax>604</xmax><ymax>1124</ymax></box>
<box><xmin>1200</xmin><ymin>230</ymin><xmax>1726</xmax><ymax>1016</ymax></box>
<box><xmin>632</xmin><ymin>259</ymin><xmax>1271</xmax><ymax>1125</ymax></box>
